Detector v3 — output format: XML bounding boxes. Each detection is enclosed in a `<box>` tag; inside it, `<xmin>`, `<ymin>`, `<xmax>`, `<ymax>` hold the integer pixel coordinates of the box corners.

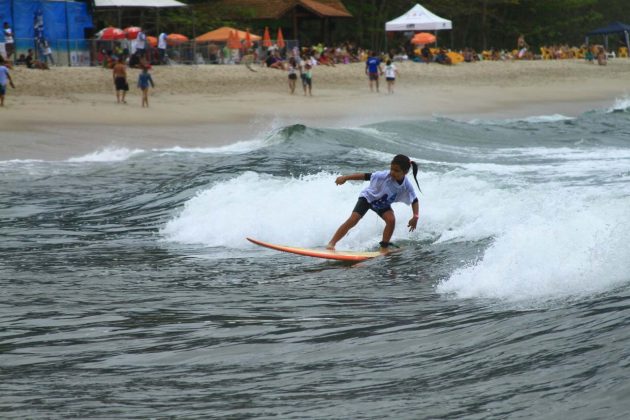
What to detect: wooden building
<box><xmin>209</xmin><ymin>0</ymin><xmax>352</xmax><ymax>43</ymax></box>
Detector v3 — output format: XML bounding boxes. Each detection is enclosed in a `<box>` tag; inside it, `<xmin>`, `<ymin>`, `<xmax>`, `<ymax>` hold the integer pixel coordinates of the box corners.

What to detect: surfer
<box><xmin>327</xmin><ymin>154</ymin><xmax>420</xmax><ymax>251</ymax></box>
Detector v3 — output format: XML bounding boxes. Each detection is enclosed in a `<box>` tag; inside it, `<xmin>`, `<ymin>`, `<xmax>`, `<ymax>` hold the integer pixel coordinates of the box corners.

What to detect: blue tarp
<box><xmin>0</xmin><ymin>0</ymin><xmax>93</xmax><ymax>54</ymax></box>
<box><xmin>587</xmin><ymin>21</ymin><xmax>630</xmax><ymax>36</ymax></box>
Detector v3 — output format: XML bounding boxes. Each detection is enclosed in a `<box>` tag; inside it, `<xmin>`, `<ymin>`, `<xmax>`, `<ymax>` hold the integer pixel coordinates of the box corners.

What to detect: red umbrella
<box><xmin>277</xmin><ymin>27</ymin><xmax>285</xmax><ymax>49</ymax></box>
<box><xmin>97</xmin><ymin>27</ymin><xmax>125</xmax><ymax>40</ymax></box>
<box><xmin>124</xmin><ymin>26</ymin><xmax>142</xmax><ymax>40</ymax></box>
<box><xmin>411</xmin><ymin>32</ymin><xmax>436</xmax><ymax>45</ymax></box>
<box><xmin>146</xmin><ymin>35</ymin><xmax>158</xmax><ymax>48</ymax></box>
<box><xmin>244</xmin><ymin>30</ymin><xmax>252</xmax><ymax>49</ymax></box>
<box><xmin>262</xmin><ymin>26</ymin><xmax>272</xmax><ymax>47</ymax></box>
<box><xmin>166</xmin><ymin>33</ymin><xmax>188</xmax><ymax>45</ymax></box>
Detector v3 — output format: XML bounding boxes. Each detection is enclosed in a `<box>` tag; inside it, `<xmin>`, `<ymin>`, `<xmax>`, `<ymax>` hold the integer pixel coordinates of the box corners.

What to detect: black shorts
<box><xmin>386</xmin><ymin>77</ymin><xmax>395</xmax><ymax>82</ymax></box>
<box><xmin>114</xmin><ymin>77</ymin><xmax>129</xmax><ymax>91</ymax></box>
<box><xmin>289</xmin><ymin>73</ymin><xmax>297</xmax><ymax>80</ymax></box>
<box><xmin>353</xmin><ymin>197</ymin><xmax>391</xmax><ymax>217</ymax></box>
<box><xmin>368</xmin><ymin>72</ymin><xmax>379</xmax><ymax>81</ymax></box>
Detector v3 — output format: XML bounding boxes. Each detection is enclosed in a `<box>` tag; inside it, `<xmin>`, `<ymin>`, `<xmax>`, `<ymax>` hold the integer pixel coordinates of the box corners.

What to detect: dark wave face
<box><xmin>2</xmin><ymin>104</ymin><xmax>630</xmax><ymax>418</ymax></box>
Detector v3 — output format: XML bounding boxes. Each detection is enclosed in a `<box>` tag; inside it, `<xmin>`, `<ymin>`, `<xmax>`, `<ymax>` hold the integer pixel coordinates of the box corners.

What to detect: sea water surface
<box><xmin>2</xmin><ymin>100</ymin><xmax>630</xmax><ymax>418</ymax></box>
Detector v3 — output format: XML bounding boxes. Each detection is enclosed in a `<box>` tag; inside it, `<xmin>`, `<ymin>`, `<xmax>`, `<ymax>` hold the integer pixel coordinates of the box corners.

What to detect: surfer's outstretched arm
<box><xmin>335</xmin><ymin>173</ymin><xmax>368</xmax><ymax>185</ymax></box>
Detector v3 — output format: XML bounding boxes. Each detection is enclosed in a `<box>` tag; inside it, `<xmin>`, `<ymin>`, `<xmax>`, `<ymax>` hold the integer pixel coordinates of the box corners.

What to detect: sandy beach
<box><xmin>2</xmin><ymin>59</ymin><xmax>630</xmax><ymax>159</ymax></box>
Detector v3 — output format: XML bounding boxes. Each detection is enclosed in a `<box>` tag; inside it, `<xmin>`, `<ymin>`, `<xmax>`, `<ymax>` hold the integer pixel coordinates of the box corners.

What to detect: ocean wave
<box><xmin>67</xmin><ymin>147</ymin><xmax>144</xmax><ymax>162</ymax></box>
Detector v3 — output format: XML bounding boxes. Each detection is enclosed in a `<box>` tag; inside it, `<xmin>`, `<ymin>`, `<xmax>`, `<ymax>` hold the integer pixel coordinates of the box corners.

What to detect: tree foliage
<box><xmin>172</xmin><ymin>0</ymin><xmax>630</xmax><ymax>50</ymax></box>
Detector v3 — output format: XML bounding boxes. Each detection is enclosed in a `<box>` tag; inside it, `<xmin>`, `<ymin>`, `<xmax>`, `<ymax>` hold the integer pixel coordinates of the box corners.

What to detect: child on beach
<box><xmin>384</xmin><ymin>59</ymin><xmax>398</xmax><ymax>94</ymax></box>
<box><xmin>0</xmin><ymin>56</ymin><xmax>15</xmax><ymax>107</ymax></box>
<box><xmin>302</xmin><ymin>63</ymin><xmax>313</xmax><ymax>96</ymax></box>
<box><xmin>327</xmin><ymin>154</ymin><xmax>420</xmax><ymax>251</ymax></box>
<box><xmin>137</xmin><ymin>66</ymin><xmax>155</xmax><ymax>108</ymax></box>
<box><xmin>287</xmin><ymin>57</ymin><xmax>298</xmax><ymax>94</ymax></box>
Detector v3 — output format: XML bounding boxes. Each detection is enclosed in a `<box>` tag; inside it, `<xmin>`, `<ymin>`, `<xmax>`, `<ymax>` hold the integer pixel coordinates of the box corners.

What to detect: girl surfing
<box><xmin>327</xmin><ymin>154</ymin><xmax>420</xmax><ymax>251</ymax></box>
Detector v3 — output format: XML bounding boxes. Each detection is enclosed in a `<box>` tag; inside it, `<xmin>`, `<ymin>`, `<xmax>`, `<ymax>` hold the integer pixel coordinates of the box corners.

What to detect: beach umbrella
<box><xmin>411</xmin><ymin>32</ymin><xmax>436</xmax><ymax>45</ymax></box>
<box><xmin>195</xmin><ymin>27</ymin><xmax>261</xmax><ymax>43</ymax></box>
<box><xmin>147</xmin><ymin>35</ymin><xmax>158</xmax><ymax>48</ymax></box>
<box><xmin>166</xmin><ymin>33</ymin><xmax>188</xmax><ymax>45</ymax></box>
<box><xmin>277</xmin><ymin>27</ymin><xmax>285</xmax><ymax>49</ymax></box>
<box><xmin>97</xmin><ymin>27</ymin><xmax>125</xmax><ymax>40</ymax></box>
<box><xmin>124</xmin><ymin>26</ymin><xmax>142</xmax><ymax>40</ymax></box>
<box><xmin>227</xmin><ymin>31</ymin><xmax>241</xmax><ymax>49</ymax></box>
<box><xmin>244</xmin><ymin>30</ymin><xmax>252</xmax><ymax>49</ymax></box>
<box><xmin>262</xmin><ymin>26</ymin><xmax>272</xmax><ymax>47</ymax></box>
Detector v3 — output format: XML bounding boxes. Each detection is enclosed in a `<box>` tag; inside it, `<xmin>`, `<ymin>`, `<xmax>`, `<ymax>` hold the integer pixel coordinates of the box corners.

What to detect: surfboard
<box><xmin>246</xmin><ymin>237</ymin><xmax>383</xmax><ymax>262</ymax></box>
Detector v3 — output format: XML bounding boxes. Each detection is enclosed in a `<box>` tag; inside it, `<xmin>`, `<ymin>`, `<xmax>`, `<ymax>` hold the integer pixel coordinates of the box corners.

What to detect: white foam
<box><xmin>161</xmin><ymin>171</ymin><xmax>418</xmax><ymax>250</ymax></box>
<box><xmin>608</xmin><ymin>95</ymin><xmax>630</xmax><ymax>113</ymax></box>
<box><xmin>67</xmin><ymin>147</ymin><xmax>144</xmax><ymax>162</ymax></box>
<box><xmin>468</xmin><ymin>114</ymin><xmax>574</xmax><ymax>125</ymax></box>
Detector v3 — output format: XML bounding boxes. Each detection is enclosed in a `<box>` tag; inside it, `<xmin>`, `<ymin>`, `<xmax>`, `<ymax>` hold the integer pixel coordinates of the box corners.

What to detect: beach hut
<box><xmin>211</xmin><ymin>0</ymin><xmax>352</xmax><ymax>43</ymax></box>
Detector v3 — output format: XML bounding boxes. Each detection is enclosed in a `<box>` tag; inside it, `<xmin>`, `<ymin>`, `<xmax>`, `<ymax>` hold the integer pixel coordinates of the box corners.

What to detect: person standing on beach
<box><xmin>302</xmin><ymin>63</ymin><xmax>313</xmax><ymax>96</ymax></box>
<box><xmin>0</xmin><ymin>56</ymin><xmax>16</xmax><ymax>107</ymax></box>
<box><xmin>3</xmin><ymin>23</ymin><xmax>14</xmax><ymax>61</ymax></box>
<box><xmin>158</xmin><ymin>32</ymin><xmax>168</xmax><ymax>64</ymax></box>
<box><xmin>384</xmin><ymin>59</ymin><xmax>398</xmax><ymax>94</ymax></box>
<box><xmin>287</xmin><ymin>57</ymin><xmax>298</xmax><ymax>94</ymax></box>
<box><xmin>137</xmin><ymin>66</ymin><xmax>155</xmax><ymax>108</ymax></box>
<box><xmin>365</xmin><ymin>51</ymin><xmax>383</xmax><ymax>92</ymax></box>
<box><xmin>112</xmin><ymin>58</ymin><xmax>129</xmax><ymax>104</ymax></box>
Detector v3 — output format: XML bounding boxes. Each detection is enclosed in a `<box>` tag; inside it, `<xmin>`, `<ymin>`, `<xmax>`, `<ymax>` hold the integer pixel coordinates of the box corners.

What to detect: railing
<box><xmin>8</xmin><ymin>38</ymin><xmax>300</xmax><ymax>67</ymax></box>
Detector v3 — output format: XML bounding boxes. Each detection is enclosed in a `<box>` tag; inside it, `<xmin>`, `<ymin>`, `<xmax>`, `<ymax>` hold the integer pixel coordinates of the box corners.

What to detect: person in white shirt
<box><xmin>327</xmin><ymin>154</ymin><xmax>421</xmax><ymax>251</ymax></box>
<box><xmin>135</xmin><ymin>30</ymin><xmax>146</xmax><ymax>59</ymax></box>
<box><xmin>3</xmin><ymin>22</ymin><xmax>14</xmax><ymax>61</ymax></box>
<box><xmin>158</xmin><ymin>32</ymin><xmax>168</xmax><ymax>64</ymax></box>
<box><xmin>384</xmin><ymin>59</ymin><xmax>399</xmax><ymax>94</ymax></box>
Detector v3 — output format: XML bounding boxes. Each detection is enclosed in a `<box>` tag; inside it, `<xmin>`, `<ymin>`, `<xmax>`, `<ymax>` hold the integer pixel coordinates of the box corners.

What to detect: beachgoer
<box><xmin>420</xmin><ymin>45</ymin><xmax>432</xmax><ymax>63</ymax></box>
<box><xmin>365</xmin><ymin>51</ymin><xmax>383</xmax><ymax>92</ymax></box>
<box><xmin>135</xmin><ymin>29</ymin><xmax>147</xmax><ymax>61</ymax></box>
<box><xmin>137</xmin><ymin>66</ymin><xmax>155</xmax><ymax>108</ymax></box>
<box><xmin>302</xmin><ymin>62</ymin><xmax>312</xmax><ymax>96</ymax></box>
<box><xmin>112</xmin><ymin>58</ymin><xmax>129</xmax><ymax>104</ymax></box>
<box><xmin>287</xmin><ymin>56</ymin><xmax>298</xmax><ymax>94</ymax></box>
<box><xmin>3</xmin><ymin>22</ymin><xmax>14</xmax><ymax>61</ymax></box>
<box><xmin>158</xmin><ymin>32</ymin><xmax>168</xmax><ymax>64</ymax></box>
<box><xmin>326</xmin><ymin>154</ymin><xmax>420</xmax><ymax>251</ymax></box>
<box><xmin>597</xmin><ymin>47</ymin><xmax>607</xmax><ymax>66</ymax></box>
<box><xmin>41</xmin><ymin>39</ymin><xmax>55</xmax><ymax>65</ymax></box>
<box><xmin>0</xmin><ymin>56</ymin><xmax>16</xmax><ymax>107</ymax></box>
<box><xmin>384</xmin><ymin>59</ymin><xmax>398</xmax><ymax>94</ymax></box>
<box><xmin>0</xmin><ymin>22</ymin><xmax>5</xmax><ymax>60</ymax></box>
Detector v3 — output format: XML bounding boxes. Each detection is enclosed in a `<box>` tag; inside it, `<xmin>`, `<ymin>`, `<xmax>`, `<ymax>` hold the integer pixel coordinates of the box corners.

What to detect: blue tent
<box><xmin>0</xmin><ymin>0</ymin><xmax>93</xmax><ymax>65</ymax></box>
<box><xmin>586</xmin><ymin>21</ymin><xmax>630</xmax><ymax>50</ymax></box>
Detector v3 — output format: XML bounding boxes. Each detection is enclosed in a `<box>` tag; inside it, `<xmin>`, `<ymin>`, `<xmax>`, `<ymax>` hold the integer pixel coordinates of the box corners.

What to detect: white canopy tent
<box><xmin>385</xmin><ymin>3</ymin><xmax>452</xmax><ymax>32</ymax></box>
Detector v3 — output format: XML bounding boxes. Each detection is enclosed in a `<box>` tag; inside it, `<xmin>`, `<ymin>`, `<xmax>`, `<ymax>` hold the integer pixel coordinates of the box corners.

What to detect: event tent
<box><xmin>385</xmin><ymin>3</ymin><xmax>452</xmax><ymax>32</ymax></box>
<box><xmin>586</xmin><ymin>21</ymin><xmax>630</xmax><ymax>50</ymax></box>
<box><xmin>196</xmin><ymin>27</ymin><xmax>261</xmax><ymax>43</ymax></box>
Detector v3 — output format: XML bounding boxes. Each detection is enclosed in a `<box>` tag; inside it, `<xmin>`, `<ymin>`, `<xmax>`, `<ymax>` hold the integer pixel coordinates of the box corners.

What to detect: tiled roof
<box><xmin>213</xmin><ymin>0</ymin><xmax>352</xmax><ymax>19</ymax></box>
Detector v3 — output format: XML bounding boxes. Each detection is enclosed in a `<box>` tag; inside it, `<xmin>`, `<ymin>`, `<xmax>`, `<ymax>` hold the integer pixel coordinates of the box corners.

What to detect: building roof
<box><xmin>93</xmin><ymin>0</ymin><xmax>186</xmax><ymax>8</ymax></box>
<box><xmin>213</xmin><ymin>0</ymin><xmax>352</xmax><ymax>19</ymax></box>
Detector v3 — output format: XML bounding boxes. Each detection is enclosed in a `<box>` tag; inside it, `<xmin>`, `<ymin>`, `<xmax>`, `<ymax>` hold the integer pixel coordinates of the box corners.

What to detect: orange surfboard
<box><xmin>246</xmin><ymin>237</ymin><xmax>383</xmax><ymax>262</ymax></box>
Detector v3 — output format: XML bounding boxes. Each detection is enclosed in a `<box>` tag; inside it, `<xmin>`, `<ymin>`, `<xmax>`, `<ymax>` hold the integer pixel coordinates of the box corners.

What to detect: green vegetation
<box><xmin>166</xmin><ymin>0</ymin><xmax>630</xmax><ymax>50</ymax></box>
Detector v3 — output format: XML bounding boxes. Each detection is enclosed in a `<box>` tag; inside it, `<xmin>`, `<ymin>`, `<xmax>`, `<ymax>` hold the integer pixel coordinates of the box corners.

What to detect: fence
<box><xmin>8</xmin><ymin>38</ymin><xmax>300</xmax><ymax>67</ymax></box>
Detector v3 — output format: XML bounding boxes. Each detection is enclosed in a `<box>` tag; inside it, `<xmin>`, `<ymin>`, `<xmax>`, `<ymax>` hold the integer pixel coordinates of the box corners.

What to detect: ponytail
<box><xmin>410</xmin><ymin>160</ymin><xmax>421</xmax><ymax>193</ymax></box>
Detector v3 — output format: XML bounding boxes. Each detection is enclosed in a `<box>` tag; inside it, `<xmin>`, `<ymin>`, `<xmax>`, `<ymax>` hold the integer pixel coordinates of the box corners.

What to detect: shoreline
<box><xmin>1</xmin><ymin>60</ymin><xmax>629</xmax><ymax>160</ymax></box>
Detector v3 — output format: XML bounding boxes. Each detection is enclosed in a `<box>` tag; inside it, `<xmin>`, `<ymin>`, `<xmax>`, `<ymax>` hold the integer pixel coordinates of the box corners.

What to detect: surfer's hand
<box><xmin>335</xmin><ymin>176</ymin><xmax>347</xmax><ymax>185</ymax></box>
<box><xmin>408</xmin><ymin>217</ymin><xmax>418</xmax><ymax>232</ymax></box>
